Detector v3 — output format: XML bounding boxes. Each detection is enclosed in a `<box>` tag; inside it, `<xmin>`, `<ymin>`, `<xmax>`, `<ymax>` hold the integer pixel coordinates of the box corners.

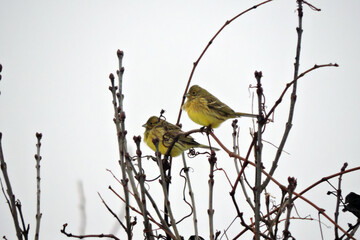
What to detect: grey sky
<box><xmin>1</xmin><ymin>0</ymin><xmax>360</xmax><ymax>239</ymax></box>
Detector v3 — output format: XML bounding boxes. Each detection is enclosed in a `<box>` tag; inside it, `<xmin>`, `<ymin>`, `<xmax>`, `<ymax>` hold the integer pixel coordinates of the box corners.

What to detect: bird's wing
<box><xmin>205</xmin><ymin>95</ymin><xmax>236</xmax><ymax>118</ymax></box>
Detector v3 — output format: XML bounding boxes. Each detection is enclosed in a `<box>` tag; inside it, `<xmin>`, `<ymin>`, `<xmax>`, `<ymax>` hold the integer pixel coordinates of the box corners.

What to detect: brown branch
<box><xmin>106</xmin><ymin>168</ymin><xmax>171</xmax><ymax>236</ymax></box>
<box><xmin>334</xmin><ymin>163</ymin><xmax>347</xmax><ymax>238</ymax></box>
<box><xmin>98</xmin><ymin>193</ymin><xmax>127</xmax><ymax>231</ymax></box>
<box><xmin>263</xmin><ymin>63</ymin><xmax>339</xmax><ymax>124</ymax></box>
<box><xmin>210</xmin><ymin>131</ymin><xmax>356</xmax><ymax>239</ymax></box>
<box><xmin>61</xmin><ymin>223</ymin><xmax>120</xmax><ymax>240</ymax></box>
<box><xmin>177</xmin><ymin>168</ymin><xmax>195</xmax><ymax>224</ymax></box>
<box><xmin>303</xmin><ymin>0</ymin><xmax>321</xmax><ymax>11</ymax></box>
<box><xmin>108</xmin><ymin>186</ymin><xmax>177</xmax><ymax>240</ymax></box>
<box><xmin>176</xmin><ymin>0</ymin><xmax>274</xmax><ymax>126</ymax></box>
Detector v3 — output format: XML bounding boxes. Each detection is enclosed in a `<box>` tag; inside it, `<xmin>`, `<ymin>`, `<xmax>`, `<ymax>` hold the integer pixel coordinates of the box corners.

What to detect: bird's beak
<box><xmin>184</xmin><ymin>93</ymin><xmax>189</xmax><ymax>97</ymax></box>
<box><xmin>142</xmin><ymin>123</ymin><xmax>146</xmax><ymax>128</ymax></box>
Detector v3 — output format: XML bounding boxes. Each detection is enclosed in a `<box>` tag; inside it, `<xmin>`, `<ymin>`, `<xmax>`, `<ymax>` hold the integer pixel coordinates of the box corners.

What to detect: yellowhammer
<box><xmin>143</xmin><ymin>116</ymin><xmax>218</xmax><ymax>157</ymax></box>
<box><xmin>182</xmin><ymin>85</ymin><xmax>257</xmax><ymax>128</ymax></box>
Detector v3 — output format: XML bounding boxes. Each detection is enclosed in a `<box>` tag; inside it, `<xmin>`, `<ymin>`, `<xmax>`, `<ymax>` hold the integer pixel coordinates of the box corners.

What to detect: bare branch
<box><xmin>180</xmin><ymin>153</ymin><xmax>199</xmax><ymax>238</ymax></box>
<box><xmin>176</xmin><ymin>0</ymin><xmax>274</xmax><ymax>126</ymax></box>
<box><xmin>34</xmin><ymin>132</ymin><xmax>43</xmax><ymax>240</ymax></box>
<box><xmin>153</xmin><ymin>139</ymin><xmax>181</xmax><ymax>239</ymax></box>
<box><xmin>109</xmin><ymin>50</ymin><xmax>132</xmax><ymax>239</ymax></box>
<box><xmin>61</xmin><ymin>223</ymin><xmax>120</xmax><ymax>240</ymax></box>
<box><xmin>0</xmin><ymin>133</ymin><xmax>23</xmax><ymax>240</ymax></box>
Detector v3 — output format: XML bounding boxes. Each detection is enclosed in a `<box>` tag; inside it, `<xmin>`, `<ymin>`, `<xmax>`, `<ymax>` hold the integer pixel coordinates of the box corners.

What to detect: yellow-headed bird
<box><xmin>182</xmin><ymin>85</ymin><xmax>257</xmax><ymax>128</ymax></box>
<box><xmin>143</xmin><ymin>116</ymin><xmax>218</xmax><ymax>157</ymax></box>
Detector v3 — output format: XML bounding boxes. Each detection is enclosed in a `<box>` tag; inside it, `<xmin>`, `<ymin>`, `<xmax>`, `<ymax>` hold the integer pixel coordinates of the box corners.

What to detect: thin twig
<box><xmin>181</xmin><ymin>153</ymin><xmax>199</xmax><ymax>239</ymax></box>
<box><xmin>109</xmin><ymin>185</ymin><xmax>176</xmax><ymax>239</ymax></box>
<box><xmin>263</xmin><ymin>63</ymin><xmax>338</xmax><ymax>125</ymax></box>
<box><xmin>61</xmin><ymin>223</ymin><xmax>120</xmax><ymax>240</ymax></box>
<box><xmin>34</xmin><ymin>132</ymin><xmax>43</xmax><ymax>240</ymax></box>
<box><xmin>0</xmin><ymin>133</ymin><xmax>23</xmax><ymax>240</ymax></box>
<box><xmin>107</xmin><ymin>169</ymin><xmax>173</xmax><ymax>237</ymax></box>
<box><xmin>16</xmin><ymin>201</ymin><xmax>29</xmax><ymax>240</ymax></box>
<box><xmin>335</xmin><ymin>163</ymin><xmax>348</xmax><ymax>239</ymax></box>
<box><xmin>98</xmin><ymin>193</ymin><xmax>126</xmax><ymax>230</ymax></box>
<box><xmin>318</xmin><ymin>212</ymin><xmax>324</xmax><ymax>240</ymax></box>
<box><xmin>153</xmin><ymin>139</ymin><xmax>181</xmax><ymax>239</ymax></box>
<box><xmin>133</xmin><ymin>136</ymin><xmax>154</xmax><ymax>240</ymax></box>
<box><xmin>207</xmin><ymin>143</ymin><xmax>216</xmax><ymax>240</ymax></box>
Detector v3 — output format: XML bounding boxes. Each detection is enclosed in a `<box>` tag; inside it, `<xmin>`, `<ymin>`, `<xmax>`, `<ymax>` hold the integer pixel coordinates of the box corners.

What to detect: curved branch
<box><xmin>176</xmin><ymin>0</ymin><xmax>274</xmax><ymax>126</ymax></box>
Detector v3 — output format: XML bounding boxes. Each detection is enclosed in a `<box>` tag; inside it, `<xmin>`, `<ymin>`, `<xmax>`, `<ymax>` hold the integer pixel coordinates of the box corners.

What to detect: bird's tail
<box><xmin>235</xmin><ymin>112</ymin><xmax>258</xmax><ymax>118</ymax></box>
<box><xmin>198</xmin><ymin>144</ymin><xmax>220</xmax><ymax>152</ymax></box>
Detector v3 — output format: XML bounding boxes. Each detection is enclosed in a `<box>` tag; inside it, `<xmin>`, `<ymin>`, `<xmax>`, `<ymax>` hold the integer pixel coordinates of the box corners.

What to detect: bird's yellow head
<box><xmin>186</xmin><ymin>85</ymin><xmax>208</xmax><ymax>101</ymax></box>
<box><xmin>142</xmin><ymin>116</ymin><xmax>161</xmax><ymax>131</ymax></box>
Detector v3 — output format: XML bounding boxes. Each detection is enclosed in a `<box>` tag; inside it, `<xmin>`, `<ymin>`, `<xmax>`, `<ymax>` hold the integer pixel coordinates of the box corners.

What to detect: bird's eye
<box><xmin>192</xmin><ymin>91</ymin><xmax>196</xmax><ymax>95</ymax></box>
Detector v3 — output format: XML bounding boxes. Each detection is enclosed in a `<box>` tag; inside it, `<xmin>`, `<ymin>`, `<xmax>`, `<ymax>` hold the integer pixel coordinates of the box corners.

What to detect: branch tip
<box><xmin>36</xmin><ymin>132</ymin><xmax>42</xmax><ymax>140</ymax></box>
<box><xmin>117</xmin><ymin>49</ymin><xmax>124</xmax><ymax>58</ymax></box>
<box><xmin>109</xmin><ymin>73</ymin><xmax>115</xmax><ymax>82</ymax></box>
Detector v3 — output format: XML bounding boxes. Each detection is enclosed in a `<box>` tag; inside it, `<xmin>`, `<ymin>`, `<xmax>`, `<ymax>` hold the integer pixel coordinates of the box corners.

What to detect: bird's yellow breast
<box><xmin>183</xmin><ymin>98</ymin><xmax>223</xmax><ymax>128</ymax></box>
<box><xmin>144</xmin><ymin>130</ymin><xmax>182</xmax><ymax>157</ymax></box>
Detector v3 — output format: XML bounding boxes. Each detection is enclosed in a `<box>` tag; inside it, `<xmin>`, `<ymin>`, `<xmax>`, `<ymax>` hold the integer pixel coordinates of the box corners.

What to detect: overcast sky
<box><xmin>1</xmin><ymin>0</ymin><xmax>360</xmax><ymax>239</ymax></box>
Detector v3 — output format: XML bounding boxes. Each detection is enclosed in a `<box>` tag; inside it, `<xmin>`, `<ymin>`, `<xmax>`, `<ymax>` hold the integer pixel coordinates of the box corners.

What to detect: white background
<box><xmin>1</xmin><ymin>0</ymin><xmax>360</xmax><ymax>239</ymax></box>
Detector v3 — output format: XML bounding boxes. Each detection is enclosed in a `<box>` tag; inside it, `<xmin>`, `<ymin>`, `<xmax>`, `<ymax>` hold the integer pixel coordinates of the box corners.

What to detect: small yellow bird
<box><xmin>143</xmin><ymin>116</ymin><xmax>218</xmax><ymax>157</ymax></box>
<box><xmin>182</xmin><ymin>85</ymin><xmax>258</xmax><ymax>128</ymax></box>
